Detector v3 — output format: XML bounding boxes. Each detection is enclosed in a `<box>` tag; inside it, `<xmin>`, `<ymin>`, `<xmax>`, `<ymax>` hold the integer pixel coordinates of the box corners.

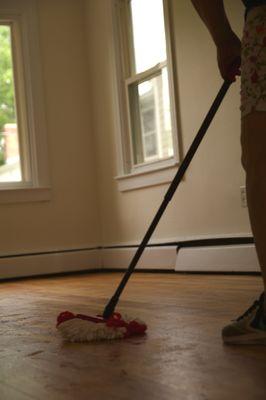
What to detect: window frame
<box><xmin>0</xmin><ymin>0</ymin><xmax>50</xmax><ymax>202</ymax></box>
<box><xmin>112</xmin><ymin>0</ymin><xmax>180</xmax><ymax>191</ymax></box>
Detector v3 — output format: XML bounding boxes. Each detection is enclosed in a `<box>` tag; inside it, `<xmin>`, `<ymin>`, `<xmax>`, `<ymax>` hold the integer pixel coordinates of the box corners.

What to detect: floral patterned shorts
<box><xmin>241</xmin><ymin>6</ymin><xmax>266</xmax><ymax>117</ymax></box>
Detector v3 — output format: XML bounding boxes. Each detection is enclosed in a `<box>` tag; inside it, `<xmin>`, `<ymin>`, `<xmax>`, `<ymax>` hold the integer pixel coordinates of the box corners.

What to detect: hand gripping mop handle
<box><xmin>103</xmin><ymin>61</ymin><xmax>240</xmax><ymax>320</ymax></box>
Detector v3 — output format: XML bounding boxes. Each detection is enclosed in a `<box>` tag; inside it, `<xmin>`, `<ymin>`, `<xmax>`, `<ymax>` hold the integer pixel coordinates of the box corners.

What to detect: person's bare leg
<box><xmin>241</xmin><ymin>111</ymin><xmax>266</xmax><ymax>295</ymax></box>
<box><xmin>222</xmin><ymin>111</ymin><xmax>266</xmax><ymax>344</ymax></box>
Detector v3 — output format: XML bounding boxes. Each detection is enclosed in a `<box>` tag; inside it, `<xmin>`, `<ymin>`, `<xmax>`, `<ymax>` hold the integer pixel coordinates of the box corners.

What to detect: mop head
<box><xmin>56</xmin><ymin>311</ymin><xmax>147</xmax><ymax>342</ymax></box>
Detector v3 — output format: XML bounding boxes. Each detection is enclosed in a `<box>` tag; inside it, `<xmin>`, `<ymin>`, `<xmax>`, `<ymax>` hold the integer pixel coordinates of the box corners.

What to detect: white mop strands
<box><xmin>56</xmin><ymin>311</ymin><xmax>147</xmax><ymax>342</ymax></box>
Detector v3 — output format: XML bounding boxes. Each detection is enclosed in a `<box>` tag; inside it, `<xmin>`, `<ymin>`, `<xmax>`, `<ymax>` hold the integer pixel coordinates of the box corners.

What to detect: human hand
<box><xmin>216</xmin><ymin>31</ymin><xmax>241</xmax><ymax>81</ymax></box>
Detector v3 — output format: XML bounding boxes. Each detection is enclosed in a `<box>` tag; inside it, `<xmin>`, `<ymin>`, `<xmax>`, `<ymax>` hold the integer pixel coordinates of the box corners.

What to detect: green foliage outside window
<box><xmin>0</xmin><ymin>25</ymin><xmax>16</xmax><ymax>166</ymax></box>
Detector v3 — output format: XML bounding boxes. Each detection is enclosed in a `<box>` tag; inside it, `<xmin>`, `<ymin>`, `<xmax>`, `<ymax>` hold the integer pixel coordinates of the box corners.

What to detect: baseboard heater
<box><xmin>175</xmin><ymin>237</ymin><xmax>259</xmax><ymax>273</ymax></box>
<box><xmin>102</xmin><ymin>236</ymin><xmax>260</xmax><ymax>273</ymax></box>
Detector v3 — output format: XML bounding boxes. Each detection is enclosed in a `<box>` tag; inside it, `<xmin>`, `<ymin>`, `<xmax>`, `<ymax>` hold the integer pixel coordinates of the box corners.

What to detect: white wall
<box><xmin>0</xmin><ymin>0</ymin><xmax>101</xmax><ymax>257</ymax></box>
<box><xmin>0</xmin><ymin>0</ymin><xmax>252</xmax><ymax>271</ymax></box>
<box><xmin>85</xmin><ymin>0</ymin><xmax>251</xmax><ymax>247</ymax></box>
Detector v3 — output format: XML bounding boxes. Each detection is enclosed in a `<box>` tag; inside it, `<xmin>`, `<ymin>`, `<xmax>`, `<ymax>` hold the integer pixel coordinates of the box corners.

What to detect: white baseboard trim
<box><xmin>0</xmin><ymin>249</ymin><xmax>101</xmax><ymax>280</ymax></box>
<box><xmin>102</xmin><ymin>246</ymin><xmax>177</xmax><ymax>270</ymax></box>
<box><xmin>175</xmin><ymin>244</ymin><xmax>260</xmax><ymax>272</ymax></box>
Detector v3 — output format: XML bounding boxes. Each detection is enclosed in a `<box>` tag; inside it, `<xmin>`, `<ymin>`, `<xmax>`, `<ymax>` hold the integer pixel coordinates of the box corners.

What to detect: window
<box><xmin>0</xmin><ymin>25</ymin><xmax>21</xmax><ymax>182</ymax></box>
<box><xmin>0</xmin><ymin>1</ymin><xmax>50</xmax><ymax>202</ymax></box>
<box><xmin>113</xmin><ymin>0</ymin><xmax>179</xmax><ymax>190</ymax></box>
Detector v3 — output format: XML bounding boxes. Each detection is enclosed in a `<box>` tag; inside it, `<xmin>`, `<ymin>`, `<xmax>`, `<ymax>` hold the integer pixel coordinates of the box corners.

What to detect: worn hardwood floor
<box><xmin>0</xmin><ymin>272</ymin><xmax>265</xmax><ymax>400</ymax></box>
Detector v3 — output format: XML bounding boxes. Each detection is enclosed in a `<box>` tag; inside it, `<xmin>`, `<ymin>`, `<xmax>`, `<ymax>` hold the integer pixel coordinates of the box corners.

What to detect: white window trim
<box><xmin>111</xmin><ymin>0</ymin><xmax>181</xmax><ymax>192</ymax></box>
<box><xmin>116</xmin><ymin>159</ymin><xmax>179</xmax><ymax>192</ymax></box>
<box><xmin>0</xmin><ymin>0</ymin><xmax>50</xmax><ymax>203</ymax></box>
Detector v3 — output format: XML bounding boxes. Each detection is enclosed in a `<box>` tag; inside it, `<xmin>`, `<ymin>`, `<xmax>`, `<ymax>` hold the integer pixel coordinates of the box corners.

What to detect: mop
<box><xmin>57</xmin><ymin>60</ymin><xmax>240</xmax><ymax>342</ymax></box>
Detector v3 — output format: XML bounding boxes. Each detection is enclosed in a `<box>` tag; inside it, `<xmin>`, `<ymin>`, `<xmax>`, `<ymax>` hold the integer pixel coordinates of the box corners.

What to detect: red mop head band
<box><xmin>57</xmin><ymin>311</ymin><xmax>147</xmax><ymax>338</ymax></box>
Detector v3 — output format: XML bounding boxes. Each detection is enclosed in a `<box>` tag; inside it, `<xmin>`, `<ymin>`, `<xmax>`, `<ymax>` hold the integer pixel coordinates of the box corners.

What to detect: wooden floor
<box><xmin>1</xmin><ymin>272</ymin><xmax>266</xmax><ymax>400</ymax></box>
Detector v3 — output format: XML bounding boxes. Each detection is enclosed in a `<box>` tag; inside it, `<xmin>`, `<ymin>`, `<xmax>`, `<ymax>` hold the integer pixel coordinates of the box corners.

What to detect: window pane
<box><xmin>0</xmin><ymin>25</ymin><xmax>22</xmax><ymax>182</ymax></box>
<box><xmin>130</xmin><ymin>0</ymin><xmax>166</xmax><ymax>73</ymax></box>
<box><xmin>129</xmin><ymin>67</ymin><xmax>174</xmax><ymax>165</ymax></box>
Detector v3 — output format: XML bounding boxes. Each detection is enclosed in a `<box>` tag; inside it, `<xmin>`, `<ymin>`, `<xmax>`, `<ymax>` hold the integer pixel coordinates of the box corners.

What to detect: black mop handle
<box><xmin>103</xmin><ymin>79</ymin><xmax>233</xmax><ymax>319</ymax></box>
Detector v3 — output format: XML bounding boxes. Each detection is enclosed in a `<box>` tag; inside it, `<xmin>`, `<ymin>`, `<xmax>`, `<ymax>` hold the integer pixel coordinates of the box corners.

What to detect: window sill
<box><xmin>115</xmin><ymin>160</ymin><xmax>179</xmax><ymax>192</ymax></box>
<box><xmin>0</xmin><ymin>186</ymin><xmax>51</xmax><ymax>204</ymax></box>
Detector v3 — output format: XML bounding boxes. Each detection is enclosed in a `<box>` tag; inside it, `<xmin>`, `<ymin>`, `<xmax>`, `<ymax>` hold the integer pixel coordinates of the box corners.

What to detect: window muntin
<box><xmin>0</xmin><ymin>24</ymin><xmax>22</xmax><ymax>182</ymax></box>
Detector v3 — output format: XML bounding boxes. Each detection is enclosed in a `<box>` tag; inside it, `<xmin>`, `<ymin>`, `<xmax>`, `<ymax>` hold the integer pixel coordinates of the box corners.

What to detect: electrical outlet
<box><xmin>240</xmin><ymin>186</ymin><xmax>247</xmax><ymax>208</ymax></box>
